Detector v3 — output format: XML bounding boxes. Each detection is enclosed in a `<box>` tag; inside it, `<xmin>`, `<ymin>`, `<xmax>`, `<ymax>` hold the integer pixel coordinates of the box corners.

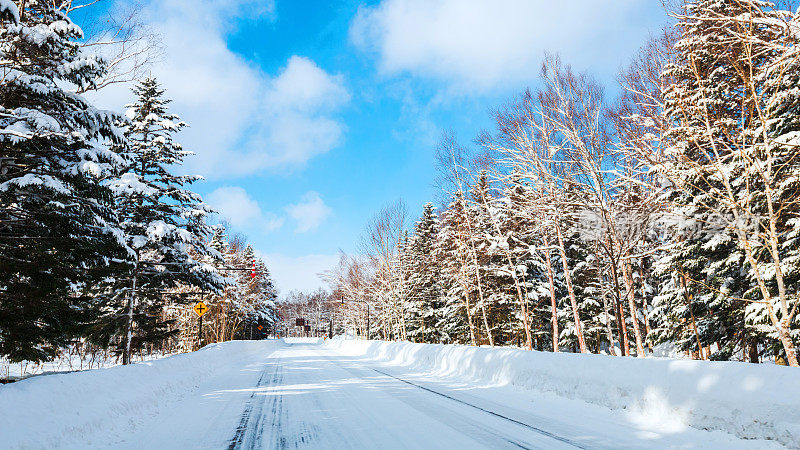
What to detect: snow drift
<box><xmin>0</xmin><ymin>340</ymin><xmax>280</xmax><ymax>449</ymax></box>
<box><xmin>324</xmin><ymin>339</ymin><xmax>800</xmax><ymax>447</ymax></box>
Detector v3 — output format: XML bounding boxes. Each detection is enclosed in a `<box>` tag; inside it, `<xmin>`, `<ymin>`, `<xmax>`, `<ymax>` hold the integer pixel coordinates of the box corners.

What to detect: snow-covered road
<box><xmin>110</xmin><ymin>341</ymin><xmax>582</xmax><ymax>449</ymax></box>
<box><xmin>2</xmin><ymin>339</ymin><xmax>790</xmax><ymax>449</ymax></box>
<box><xmin>106</xmin><ymin>340</ymin><xmax>780</xmax><ymax>449</ymax></box>
<box><xmin>219</xmin><ymin>343</ymin><xmax>580</xmax><ymax>449</ymax></box>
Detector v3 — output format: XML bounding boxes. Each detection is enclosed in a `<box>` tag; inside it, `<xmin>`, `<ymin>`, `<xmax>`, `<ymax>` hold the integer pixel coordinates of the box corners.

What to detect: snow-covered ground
<box><xmin>0</xmin><ymin>339</ymin><xmax>795</xmax><ymax>449</ymax></box>
<box><xmin>0</xmin><ymin>351</ymin><xmax>172</xmax><ymax>382</ymax></box>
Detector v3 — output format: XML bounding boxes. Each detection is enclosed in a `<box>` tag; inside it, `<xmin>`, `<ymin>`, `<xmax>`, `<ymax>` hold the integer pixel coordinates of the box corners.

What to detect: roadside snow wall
<box><xmin>0</xmin><ymin>340</ymin><xmax>279</xmax><ymax>449</ymax></box>
<box><xmin>324</xmin><ymin>339</ymin><xmax>800</xmax><ymax>447</ymax></box>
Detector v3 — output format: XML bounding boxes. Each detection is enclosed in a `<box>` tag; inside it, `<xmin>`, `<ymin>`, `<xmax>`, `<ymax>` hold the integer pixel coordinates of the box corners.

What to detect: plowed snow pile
<box><xmin>324</xmin><ymin>339</ymin><xmax>800</xmax><ymax>447</ymax></box>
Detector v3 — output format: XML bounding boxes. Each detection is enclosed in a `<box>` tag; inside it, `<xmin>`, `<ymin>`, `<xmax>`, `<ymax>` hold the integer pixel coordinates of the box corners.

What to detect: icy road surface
<box><xmin>92</xmin><ymin>339</ymin><xmax>779</xmax><ymax>449</ymax></box>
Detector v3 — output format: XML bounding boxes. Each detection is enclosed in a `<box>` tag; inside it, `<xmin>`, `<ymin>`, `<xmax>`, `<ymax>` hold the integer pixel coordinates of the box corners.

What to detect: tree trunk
<box><xmin>507</xmin><ymin>260</ymin><xmax>532</xmax><ymax>350</ymax></box>
<box><xmin>638</xmin><ymin>264</ymin><xmax>653</xmax><ymax>353</ymax></box>
<box><xmin>773</xmin><ymin>317</ymin><xmax>799</xmax><ymax>367</ymax></box>
<box><xmin>597</xmin><ymin>258</ymin><xmax>616</xmax><ymax>356</ymax></box>
<box><xmin>544</xmin><ymin>248</ymin><xmax>559</xmax><ymax>352</ymax></box>
<box><xmin>400</xmin><ymin>309</ymin><xmax>408</xmax><ymax>341</ymax></box>
<box><xmin>680</xmin><ymin>273</ymin><xmax>705</xmax><ymax>360</ymax></box>
<box><xmin>460</xmin><ymin>284</ymin><xmax>477</xmax><ymax>346</ymax></box>
<box><xmin>123</xmin><ymin>266</ymin><xmax>138</xmax><ymax>366</ymax></box>
<box><xmin>555</xmin><ymin>221</ymin><xmax>587</xmax><ymax>353</ymax></box>
<box><xmin>469</xmin><ymin>248</ymin><xmax>494</xmax><ymax>346</ymax></box>
<box><xmin>623</xmin><ymin>259</ymin><xmax>645</xmax><ymax>357</ymax></box>
<box><xmin>480</xmin><ymin>303</ymin><xmax>494</xmax><ymax>347</ymax></box>
<box><xmin>609</xmin><ymin>261</ymin><xmax>629</xmax><ymax>356</ymax></box>
<box><xmin>746</xmin><ymin>337</ymin><xmax>758</xmax><ymax>363</ymax></box>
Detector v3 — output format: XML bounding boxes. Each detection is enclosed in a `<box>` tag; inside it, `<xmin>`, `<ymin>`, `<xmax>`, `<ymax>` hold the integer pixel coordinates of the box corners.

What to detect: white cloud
<box><xmin>90</xmin><ymin>0</ymin><xmax>349</xmax><ymax>179</ymax></box>
<box><xmin>258</xmin><ymin>252</ymin><xmax>339</xmax><ymax>295</ymax></box>
<box><xmin>207</xmin><ymin>186</ymin><xmax>284</xmax><ymax>233</ymax></box>
<box><xmin>350</xmin><ymin>0</ymin><xmax>657</xmax><ymax>93</ymax></box>
<box><xmin>250</xmin><ymin>56</ymin><xmax>350</xmax><ymax>167</ymax></box>
<box><xmin>285</xmin><ymin>191</ymin><xmax>332</xmax><ymax>233</ymax></box>
<box><xmin>269</xmin><ymin>55</ymin><xmax>350</xmax><ymax>112</ymax></box>
<box><xmin>206</xmin><ymin>187</ymin><xmax>333</xmax><ymax>234</ymax></box>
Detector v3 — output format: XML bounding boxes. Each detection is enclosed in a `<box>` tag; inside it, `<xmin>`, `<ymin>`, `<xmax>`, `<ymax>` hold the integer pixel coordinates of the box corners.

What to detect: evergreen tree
<box><xmin>239</xmin><ymin>245</ymin><xmax>279</xmax><ymax>338</ymax></box>
<box><xmin>251</xmin><ymin>257</ymin><xmax>279</xmax><ymax>335</ymax></box>
<box><xmin>406</xmin><ymin>204</ymin><xmax>443</xmax><ymax>343</ymax></box>
<box><xmin>560</xmin><ymin>208</ymin><xmax>603</xmax><ymax>353</ymax></box>
<box><xmin>436</xmin><ymin>193</ymin><xmax>477</xmax><ymax>344</ymax></box>
<box><xmin>0</xmin><ymin>2</ymin><xmax>127</xmax><ymax>362</ymax></box>
<box><xmin>656</xmin><ymin>0</ymin><xmax>798</xmax><ymax>362</ymax></box>
<box><xmin>468</xmin><ymin>173</ymin><xmax>500</xmax><ymax>346</ymax></box>
<box><xmin>497</xmin><ymin>173</ymin><xmax>548</xmax><ymax>349</ymax></box>
<box><xmin>482</xmin><ymin>181</ymin><xmax>523</xmax><ymax>347</ymax></box>
<box><xmin>743</xmin><ymin>1</ymin><xmax>800</xmax><ymax>363</ymax></box>
<box><xmin>94</xmin><ymin>78</ymin><xmax>224</xmax><ymax>364</ymax></box>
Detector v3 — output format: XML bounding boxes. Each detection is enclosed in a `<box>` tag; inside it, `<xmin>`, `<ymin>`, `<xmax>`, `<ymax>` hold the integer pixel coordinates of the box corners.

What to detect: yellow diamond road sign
<box><xmin>193</xmin><ymin>302</ymin><xmax>208</xmax><ymax>317</ymax></box>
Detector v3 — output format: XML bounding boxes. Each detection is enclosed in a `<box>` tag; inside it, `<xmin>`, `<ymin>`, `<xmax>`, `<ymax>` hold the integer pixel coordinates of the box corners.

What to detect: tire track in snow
<box><xmin>228</xmin><ymin>346</ymin><xmax>322</xmax><ymax>449</ymax></box>
<box><xmin>266</xmin><ymin>346</ymin><xmax>325</xmax><ymax>448</ymax></box>
<box><xmin>228</xmin><ymin>355</ymin><xmax>282</xmax><ymax>450</ymax></box>
<box><xmin>318</xmin><ymin>355</ymin><xmax>535</xmax><ymax>448</ymax></box>
<box><xmin>371</xmin><ymin>368</ymin><xmax>587</xmax><ymax>449</ymax></box>
<box><xmin>267</xmin><ymin>367</ymin><xmax>286</xmax><ymax>449</ymax></box>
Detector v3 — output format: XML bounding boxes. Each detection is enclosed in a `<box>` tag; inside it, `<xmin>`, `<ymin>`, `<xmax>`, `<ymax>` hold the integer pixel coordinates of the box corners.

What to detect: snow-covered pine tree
<box><xmin>479</xmin><ymin>200</ymin><xmax>516</xmax><ymax>347</ymax></box>
<box><xmin>235</xmin><ymin>245</ymin><xmax>279</xmax><ymax>339</ymax></box>
<box><xmin>393</xmin><ymin>230</ymin><xmax>413</xmax><ymax>340</ymax></box>
<box><xmin>97</xmin><ymin>78</ymin><xmax>224</xmax><ymax>364</ymax></box>
<box><xmin>484</xmin><ymin>174</ymin><xmax>536</xmax><ymax>348</ymax></box>
<box><xmin>0</xmin><ymin>1</ymin><xmax>128</xmax><ymax>362</ymax></box>
<box><xmin>501</xmin><ymin>172</ymin><xmax>568</xmax><ymax>351</ymax></box>
<box><xmin>249</xmin><ymin>256</ymin><xmax>279</xmax><ymax>337</ymax></box>
<box><xmin>406</xmin><ymin>203</ymin><xmax>443</xmax><ymax>343</ymax></box>
<box><xmin>228</xmin><ymin>244</ymin><xmax>257</xmax><ymax>339</ymax></box>
<box><xmin>399</xmin><ymin>230</ymin><xmax>421</xmax><ymax>341</ymax></box>
<box><xmin>560</xmin><ymin>200</ymin><xmax>604</xmax><ymax>353</ymax></box>
<box><xmin>435</xmin><ymin>192</ymin><xmax>478</xmax><ymax>345</ymax></box>
<box><xmin>197</xmin><ymin>226</ymin><xmax>239</xmax><ymax>345</ymax></box>
<box><xmin>739</xmin><ymin>2</ymin><xmax>800</xmax><ymax>364</ymax></box>
<box><xmin>467</xmin><ymin>173</ymin><xmax>501</xmax><ymax>346</ymax></box>
<box><xmin>489</xmin><ymin>175</ymin><xmax>525</xmax><ymax>347</ymax></box>
<box><xmin>657</xmin><ymin>0</ymin><xmax>799</xmax><ymax>364</ymax></box>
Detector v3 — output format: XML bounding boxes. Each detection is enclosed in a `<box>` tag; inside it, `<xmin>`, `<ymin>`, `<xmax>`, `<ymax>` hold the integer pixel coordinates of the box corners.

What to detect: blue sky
<box><xmin>87</xmin><ymin>0</ymin><xmax>668</xmax><ymax>294</ymax></box>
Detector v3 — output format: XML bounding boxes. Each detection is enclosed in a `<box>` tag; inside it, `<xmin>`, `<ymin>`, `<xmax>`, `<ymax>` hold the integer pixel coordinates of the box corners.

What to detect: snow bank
<box><xmin>0</xmin><ymin>340</ymin><xmax>280</xmax><ymax>449</ymax></box>
<box><xmin>284</xmin><ymin>337</ymin><xmax>323</xmax><ymax>344</ymax></box>
<box><xmin>324</xmin><ymin>339</ymin><xmax>800</xmax><ymax>447</ymax></box>
<box><xmin>1</xmin><ymin>351</ymin><xmax>174</xmax><ymax>382</ymax></box>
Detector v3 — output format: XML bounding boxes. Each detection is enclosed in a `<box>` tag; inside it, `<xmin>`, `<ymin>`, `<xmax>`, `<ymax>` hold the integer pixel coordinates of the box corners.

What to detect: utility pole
<box><xmin>198</xmin><ymin>314</ymin><xmax>203</xmax><ymax>349</ymax></box>
<box><xmin>193</xmin><ymin>299</ymin><xmax>208</xmax><ymax>350</ymax></box>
